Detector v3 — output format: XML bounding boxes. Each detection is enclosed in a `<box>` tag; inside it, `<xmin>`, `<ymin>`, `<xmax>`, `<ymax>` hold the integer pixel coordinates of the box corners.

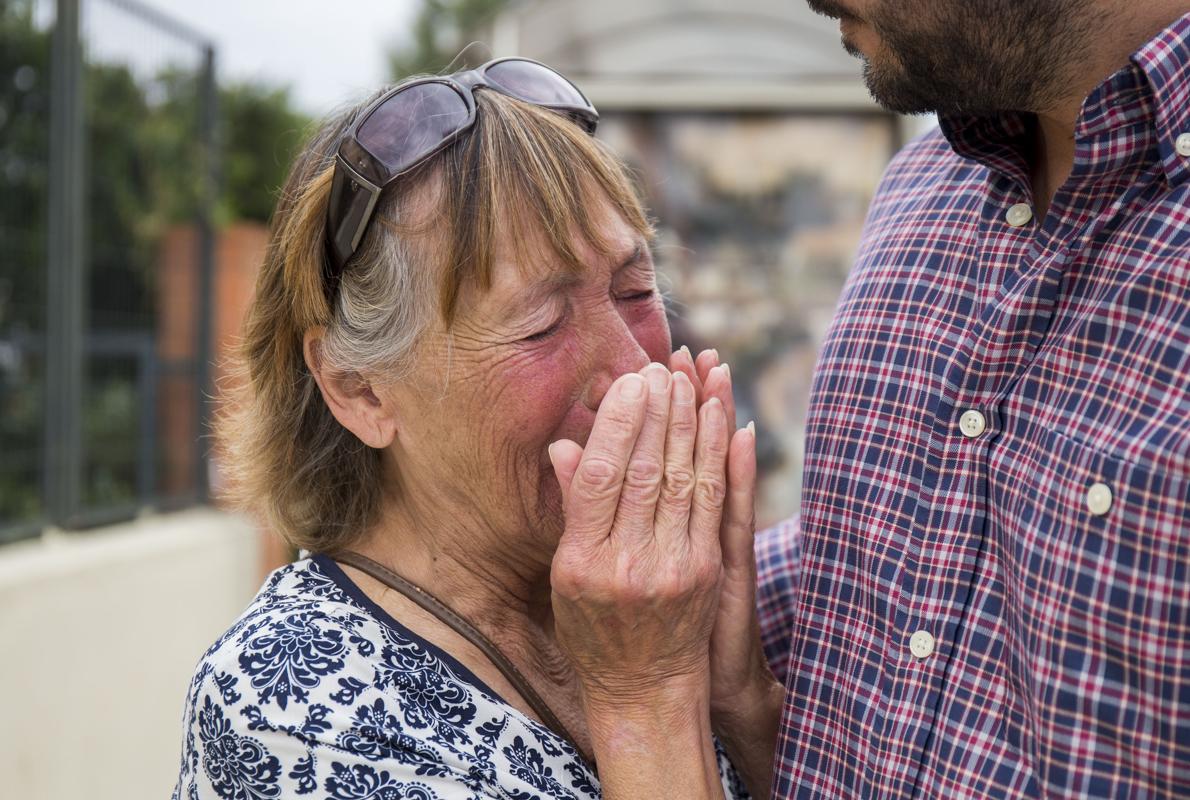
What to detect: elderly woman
<box><xmin>174</xmin><ymin>59</ymin><xmax>781</xmax><ymax>800</ymax></box>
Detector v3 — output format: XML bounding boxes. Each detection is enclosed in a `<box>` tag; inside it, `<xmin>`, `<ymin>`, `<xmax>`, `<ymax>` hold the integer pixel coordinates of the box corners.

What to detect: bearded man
<box><xmin>547</xmin><ymin>1</ymin><xmax>1190</xmax><ymax>798</ymax></box>
<box><xmin>748</xmin><ymin>2</ymin><xmax>1190</xmax><ymax>796</ymax></box>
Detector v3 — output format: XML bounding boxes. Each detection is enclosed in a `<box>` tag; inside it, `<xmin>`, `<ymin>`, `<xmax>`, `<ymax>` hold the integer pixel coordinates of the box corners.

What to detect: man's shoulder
<box><xmin>875</xmin><ymin>125</ymin><xmax>981</xmax><ymax>197</ymax></box>
<box><xmin>855</xmin><ymin>125</ymin><xmax>987</xmax><ymax>250</ymax></box>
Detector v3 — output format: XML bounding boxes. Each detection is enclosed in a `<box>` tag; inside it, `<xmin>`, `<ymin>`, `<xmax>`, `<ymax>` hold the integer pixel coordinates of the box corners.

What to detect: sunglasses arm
<box><xmin>327</xmin><ymin>154</ymin><xmax>384</xmax><ymax>272</ymax></box>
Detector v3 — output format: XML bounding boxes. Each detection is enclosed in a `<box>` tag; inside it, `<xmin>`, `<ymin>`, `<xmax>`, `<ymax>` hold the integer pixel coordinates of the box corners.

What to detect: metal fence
<box><xmin>0</xmin><ymin>0</ymin><xmax>217</xmax><ymax>541</ymax></box>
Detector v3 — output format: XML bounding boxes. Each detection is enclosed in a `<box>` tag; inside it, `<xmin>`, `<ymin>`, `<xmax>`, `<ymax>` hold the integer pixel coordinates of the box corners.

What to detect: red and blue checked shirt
<box><xmin>756</xmin><ymin>13</ymin><xmax>1190</xmax><ymax>799</ymax></box>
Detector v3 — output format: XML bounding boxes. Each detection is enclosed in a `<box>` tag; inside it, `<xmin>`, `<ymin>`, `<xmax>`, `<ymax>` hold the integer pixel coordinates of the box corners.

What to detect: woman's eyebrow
<box><xmin>615</xmin><ymin>242</ymin><xmax>649</xmax><ymax>272</ymax></box>
<box><xmin>494</xmin><ymin>241</ymin><xmax>650</xmax><ymax>327</ymax></box>
<box><xmin>495</xmin><ymin>273</ymin><xmax>577</xmax><ymax>327</ymax></box>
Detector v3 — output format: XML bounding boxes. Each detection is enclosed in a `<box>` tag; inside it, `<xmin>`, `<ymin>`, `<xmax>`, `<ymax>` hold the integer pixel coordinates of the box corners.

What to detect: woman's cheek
<box><xmin>631</xmin><ymin>301</ymin><xmax>672</xmax><ymax>363</ymax></box>
<box><xmin>492</xmin><ymin>339</ymin><xmax>584</xmax><ymax>434</ymax></box>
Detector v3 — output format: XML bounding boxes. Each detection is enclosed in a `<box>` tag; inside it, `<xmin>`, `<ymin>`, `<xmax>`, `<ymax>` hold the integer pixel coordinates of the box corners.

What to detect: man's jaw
<box><xmin>805</xmin><ymin>0</ymin><xmax>860</xmax><ymax>23</ymax></box>
<box><xmin>806</xmin><ymin>0</ymin><xmax>868</xmax><ymax>56</ymax></box>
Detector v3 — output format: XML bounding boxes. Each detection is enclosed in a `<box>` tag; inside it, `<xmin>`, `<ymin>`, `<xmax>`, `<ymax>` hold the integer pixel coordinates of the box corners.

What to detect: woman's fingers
<box><xmin>694</xmin><ymin>348</ymin><xmax>719</xmax><ymax>387</ymax></box>
<box><xmin>688</xmin><ymin>398</ymin><xmax>729</xmax><ymax>553</ymax></box>
<box><xmin>547</xmin><ymin>438</ymin><xmax>585</xmax><ymax>509</ymax></box>
<box><xmin>611</xmin><ymin>363</ymin><xmax>673</xmax><ymax>546</ymax></box>
<box><xmin>653</xmin><ymin>370</ymin><xmax>698</xmax><ymax>547</ymax></box>
<box><xmin>559</xmin><ymin>373</ymin><xmax>649</xmax><ymax>545</ymax></box>
<box><xmin>701</xmin><ymin>363</ymin><xmax>737</xmax><ymax>432</ymax></box>
<box><xmin>669</xmin><ymin>346</ymin><xmax>702</xmax><ymax>401</ymax></box>
<box><xmin>721</xmin><ymin>423</ymin><xmax>757</xmax><ymax>572</ymax></box>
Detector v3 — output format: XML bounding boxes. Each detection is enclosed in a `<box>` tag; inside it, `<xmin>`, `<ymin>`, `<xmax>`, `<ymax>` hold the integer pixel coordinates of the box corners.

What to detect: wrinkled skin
<box><xmin>309</xmin><ymin>194</ymin><xmax>768</xmax><ymax>796</ymax></box>
<box><xmin>373</xmin><ymin>207</ymin><xmax>672</xmax><ymax>582</ymax></box>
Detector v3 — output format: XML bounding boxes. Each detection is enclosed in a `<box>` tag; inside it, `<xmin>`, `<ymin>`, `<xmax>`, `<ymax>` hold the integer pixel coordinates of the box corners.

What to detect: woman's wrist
<box><xmin>582</xmin><ymin>677</ymin><xmax>725</xmax><ymax>800</ymax></box>
<box><xmin>710</xmin><ymin>672</ymin><xmax>785</xmax><ymax>800</ymax></box>
<box><xmin>711</xmin><ymin>664</ymin><xmax>783</xmax><ymax>728</ymax></box>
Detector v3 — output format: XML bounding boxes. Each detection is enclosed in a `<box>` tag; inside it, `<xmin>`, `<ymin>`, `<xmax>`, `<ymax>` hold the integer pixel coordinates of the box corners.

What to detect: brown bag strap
<box><xmin>332</xmin><ymin>550</ymin><xmax>587</xmax><ymax>761</ymax></box>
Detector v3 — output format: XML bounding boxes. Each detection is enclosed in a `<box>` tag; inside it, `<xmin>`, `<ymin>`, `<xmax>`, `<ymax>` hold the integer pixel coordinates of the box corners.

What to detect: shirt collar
<box><xmin>1130</xmin><ymin>11</ymin><xmax>1190</xmax><ymax>188</ymax></box>
<box><xmin>938</xmin><ymin>12</ymin><xmax>1190</xmax><ymax>190</ymax></box>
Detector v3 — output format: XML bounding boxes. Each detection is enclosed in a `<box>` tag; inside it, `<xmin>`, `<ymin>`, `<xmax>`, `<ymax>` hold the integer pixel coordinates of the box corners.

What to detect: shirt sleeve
<box><xmin>754</xmin><ymin>515</ymin><xmax>802</xmax><ymax>687</ymax></box>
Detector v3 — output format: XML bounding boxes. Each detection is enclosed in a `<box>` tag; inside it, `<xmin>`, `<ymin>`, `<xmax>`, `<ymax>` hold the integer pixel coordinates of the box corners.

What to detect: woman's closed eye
<box><xmin>522</xmin><ymin>320</ymin><xmax>562</xmax><ymax>342</ymax></box>
<box><xmin>518</xmin><ymin>288</ymin><xmax>654</xmax><ymax>343</ymax></box>
<box><xmin>520</xmin><ymin>308</ymin><xmax>568</xmax><ymax>343</ymax></box>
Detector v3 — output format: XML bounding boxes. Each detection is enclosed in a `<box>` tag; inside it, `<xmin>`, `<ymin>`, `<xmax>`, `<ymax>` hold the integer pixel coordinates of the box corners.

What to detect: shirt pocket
<box><xmin>988</xmin><ymin>423</ymin><xmax>1189</xmax><ymax>782</ymax></box>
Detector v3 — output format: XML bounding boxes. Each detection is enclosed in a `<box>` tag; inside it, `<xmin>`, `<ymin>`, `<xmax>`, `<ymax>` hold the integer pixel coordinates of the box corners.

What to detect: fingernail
<box><xmin>674</xmin><ymin>371</ymin><xmax>694</xmax><ymax>403</ymax></box>
<box><xmin>645</xmin><ymin>363</ymin><xmax>671</xmax><ymax>393</ymax></box>
<box><xmin>547</xmin><ymin>441</ymin><xmax>560</xmax><ymax>464</ymax></box>
<box><xmin>620</xmin><ymin>374</ymin><xmax>645</xmax><ymax>399</ymax></box>
<box><xmin>711</xmin><ymin>348</ymin><xmax>720</xmax><ymax>365</ymax></box>
<box><xmin>747</xmin><ymin>420</ymin><xmax>756</xmax><ymax>437</ymax></box>
<box><xmin>680</xmin><ymin>345</ymin><xmax>692</xmax><ymax>361</ymax></box>
<box><xmin>722</xmin><ymin>362</ymin><xmax>731</xmax><ymax>382</ymax></box>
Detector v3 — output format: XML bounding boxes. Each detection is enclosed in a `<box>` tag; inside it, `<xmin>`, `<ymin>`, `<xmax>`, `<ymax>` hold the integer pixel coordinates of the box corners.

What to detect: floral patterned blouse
<box><xmin>173</xmin><ymin>555</ymin><xmax>749</xmax><ymax>799</ymax></box>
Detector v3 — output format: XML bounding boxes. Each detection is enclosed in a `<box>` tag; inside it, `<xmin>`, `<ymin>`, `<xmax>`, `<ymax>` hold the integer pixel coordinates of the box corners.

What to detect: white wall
<box><xmin>0</xmin><ymin>509</ymin><xmax>263</xmax><ymax>799</ymax></box>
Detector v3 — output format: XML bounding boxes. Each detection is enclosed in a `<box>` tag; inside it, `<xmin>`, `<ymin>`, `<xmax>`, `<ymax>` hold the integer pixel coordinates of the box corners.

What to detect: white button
<box><xmin>1177</xmin><ymin>133</ymin><xmax>1190</xmax><ymax>157</ymax></box>
<box><xmin>909</xmin><ymin>630</ymin><xmax>936</xmax><ymax>659</ymax></box>
<box><xmin>1086</xmin><ymin>482</ymin><xmax>1113</xmax><ymax>516</ymax></box>
<box><xmin>1006</xmin><ymin>203</ymin><xmax>1033</xmax><ymax>227</ymax></box>
<box><xmin>959</xmin><ymin>409</ymin><xmax>987</xmax><ymax>438</ymax></box>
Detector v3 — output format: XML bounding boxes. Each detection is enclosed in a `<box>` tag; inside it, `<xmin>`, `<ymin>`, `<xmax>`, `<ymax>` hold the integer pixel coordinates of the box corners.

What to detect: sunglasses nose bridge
<box><xmin>453</xmin><ymin>68</ymin><xmax>485</xmax><ymax>91</ymax></box>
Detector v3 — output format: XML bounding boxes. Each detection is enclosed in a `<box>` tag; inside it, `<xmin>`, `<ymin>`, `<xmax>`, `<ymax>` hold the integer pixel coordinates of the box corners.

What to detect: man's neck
<box><xmin>1028</xmin><ymin>2</ymin><xmax>1186</xmax><ymax>218</ymax></box>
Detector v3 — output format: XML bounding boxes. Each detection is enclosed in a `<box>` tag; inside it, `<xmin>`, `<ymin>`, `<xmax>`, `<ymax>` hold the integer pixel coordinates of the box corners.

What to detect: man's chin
<box><xmin>841</xmin><ymin>34</ymin><xmax>864</xmax><ymax>59</ymax></box>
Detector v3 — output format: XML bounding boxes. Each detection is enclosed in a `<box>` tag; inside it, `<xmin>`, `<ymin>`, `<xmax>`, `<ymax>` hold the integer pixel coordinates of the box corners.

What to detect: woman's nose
<box><xmin>581</xmin><ymin>318</ymin><xmax>650</xmax><ymax>412</ymax></box>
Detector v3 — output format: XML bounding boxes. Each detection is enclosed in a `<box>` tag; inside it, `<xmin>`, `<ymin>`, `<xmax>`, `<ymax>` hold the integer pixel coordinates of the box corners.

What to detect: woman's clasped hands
<box><xmin>547</xmin><ymin>348</ymin><xmax>780</xmax><ymax>800</ymax></box>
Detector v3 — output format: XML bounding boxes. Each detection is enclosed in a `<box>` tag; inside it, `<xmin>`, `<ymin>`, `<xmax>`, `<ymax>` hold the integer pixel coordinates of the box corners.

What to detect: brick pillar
<box><xmin>156</xmin><ymin>224</ymin><xmax>200</xmax><ymax>498</ymax></box>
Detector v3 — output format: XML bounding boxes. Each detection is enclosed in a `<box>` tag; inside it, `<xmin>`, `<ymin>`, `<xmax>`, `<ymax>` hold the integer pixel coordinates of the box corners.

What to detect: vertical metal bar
<box><xmin>44</xmin><ymin>0</ymin><xmax>85</xmax><ymax>526</ymax></box>
<box><xmin>194</xmin><ymin>44</ymin><xmax>218</xmax><ymax>503</ymax></box>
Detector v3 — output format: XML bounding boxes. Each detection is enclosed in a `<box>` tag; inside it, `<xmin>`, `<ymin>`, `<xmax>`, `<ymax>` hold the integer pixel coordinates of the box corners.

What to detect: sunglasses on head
<box><xmin>324</xmin><ymin>57</ymin><xmax>600</xmax><ymax>294</ymax></box>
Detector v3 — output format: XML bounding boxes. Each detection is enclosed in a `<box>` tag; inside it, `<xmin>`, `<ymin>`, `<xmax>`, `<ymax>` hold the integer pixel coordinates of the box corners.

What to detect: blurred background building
<box><xmin>0</xmin><ymin>0</ymin><xmax>919</xmax><ymax>796</ymax></box>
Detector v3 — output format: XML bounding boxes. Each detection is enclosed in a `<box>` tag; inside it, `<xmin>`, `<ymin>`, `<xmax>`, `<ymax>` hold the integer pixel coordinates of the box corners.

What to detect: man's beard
<box><xmin>807</xmin><ymin>0</ymin><xmax>1098</xmax><ymax>116</ymax></box>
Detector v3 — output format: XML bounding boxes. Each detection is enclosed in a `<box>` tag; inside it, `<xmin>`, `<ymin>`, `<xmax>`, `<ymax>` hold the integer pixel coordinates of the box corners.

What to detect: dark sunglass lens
<box><xmin>484</xmin><ymin>59</ymin><xmax>589</xmax><ymax>108</ymax></box>
<box><xmin>356</xmin><ymin>82</ymin><xmax>470</xmax><ymax>171</ymax></box>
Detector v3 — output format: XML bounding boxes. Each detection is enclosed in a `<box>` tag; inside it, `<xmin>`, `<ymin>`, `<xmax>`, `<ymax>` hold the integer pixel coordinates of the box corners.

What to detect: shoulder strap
<box><xmin>332</xmin><ymin>550</ymin><xmax>587</xmax><ymax>762</ymax></box>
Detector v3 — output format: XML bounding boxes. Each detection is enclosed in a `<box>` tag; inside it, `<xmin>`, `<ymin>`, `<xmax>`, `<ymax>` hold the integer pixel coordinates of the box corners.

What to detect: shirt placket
<box><xmin>874</xmin><ymin>177</ymin><xmax>1069</xmax><ymax>798</ymax></box>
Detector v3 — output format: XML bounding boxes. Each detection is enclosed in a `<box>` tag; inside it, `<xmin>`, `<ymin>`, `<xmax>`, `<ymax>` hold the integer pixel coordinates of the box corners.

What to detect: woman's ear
<box><xmin>302</xmin><ymin>328</ymin><xmax>399</xmax><ymax>449</ymax></box>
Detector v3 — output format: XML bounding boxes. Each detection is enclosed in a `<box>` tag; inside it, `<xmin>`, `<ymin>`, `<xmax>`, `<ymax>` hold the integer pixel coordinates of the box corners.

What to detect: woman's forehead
<box><xmin>493</xmin><ymin>198</ymin><xmax>647</xmax><ymax>277</ymax></box>
<box><xmin>469</xmin><ymin>234</ymin><xmax>652</xmax><ymax>326</ymax></box>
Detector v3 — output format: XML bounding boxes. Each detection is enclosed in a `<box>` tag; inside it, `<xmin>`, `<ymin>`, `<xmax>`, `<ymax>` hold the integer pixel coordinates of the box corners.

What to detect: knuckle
<box><xmin>612</xmin><ymin>555</ymin><xmax>654</xmax><ymax>602</ymax></box>
<box><xmin>694</xmin><ymin>473</ymin><xmax>728</xmax><ymax>511</ymax></box>
<box><xmin>550</xmin><ymin>561</ymin><xmax>583</xmax><ymax>598</ymax></box>
<box><xmin>602</xmin><ymin>402</ymin><xmax>640</xmax><ymax>431</ymax></box>
<box><xmin>703</xmin><ymin>432</ymin><xmax>729</xmax><ymax>459</ymax></box>
<box><xmin>660</xmin><ymin>465</ymin><xmax>695</xmax><ymax>503</ymax></box>
<box><xmin>624</xmin><ymin>457</ymin><xmax>663</xmax><ymax>492</ymax></box>
<box><xmin>573</xmin><ymin>457</ymin><xmax>622</xmax><ymax>497</ymax></box>
<box><xmin>667</xmin><ymin>414</ymin><xmax>697</xmax><ymax>438</ymax></box>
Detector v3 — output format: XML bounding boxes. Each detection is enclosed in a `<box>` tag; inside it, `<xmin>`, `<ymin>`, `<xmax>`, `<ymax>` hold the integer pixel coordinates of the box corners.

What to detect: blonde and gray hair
<box><xmin>219</xmin><ymin>83</ymin><xmax>653</xmax><ymax>554</ymax></box>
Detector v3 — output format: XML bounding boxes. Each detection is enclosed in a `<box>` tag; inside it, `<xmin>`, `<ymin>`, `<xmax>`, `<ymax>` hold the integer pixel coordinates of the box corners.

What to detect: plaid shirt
<box><xmin>757</xmin><ymin>14</ymin><xmax>1190</xmax><ymax>799</ymax></box>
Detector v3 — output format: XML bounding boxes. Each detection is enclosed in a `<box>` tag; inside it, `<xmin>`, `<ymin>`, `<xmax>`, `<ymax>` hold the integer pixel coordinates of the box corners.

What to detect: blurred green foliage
<box><xmin>388</xmin><ymin>0</ymin><xmax>512</xmax><ymax>79</ymax></box>
<box><xmin>221</xmin><ymin>82</ymin><xmax>310</xmax><ymax>223</ymax></box>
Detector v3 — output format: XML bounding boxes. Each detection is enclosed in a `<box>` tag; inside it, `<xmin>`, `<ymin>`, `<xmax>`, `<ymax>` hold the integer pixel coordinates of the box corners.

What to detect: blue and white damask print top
<box><xmin>174</xmin><ymin>555</ymin><xmax>749</xmax><ymax>799</ymax></box>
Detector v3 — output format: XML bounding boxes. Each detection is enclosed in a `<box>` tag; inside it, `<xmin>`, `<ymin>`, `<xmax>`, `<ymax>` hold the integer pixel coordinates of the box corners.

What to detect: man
<box><xmin>547</xmin><ymin>0</ymin><xmax>1190</xmax><ymax>797</ymax></box>
<box><xmin>758</xmin><ymin>1</ymin><xmax>1190</xmax><ymax>795</ymax></box>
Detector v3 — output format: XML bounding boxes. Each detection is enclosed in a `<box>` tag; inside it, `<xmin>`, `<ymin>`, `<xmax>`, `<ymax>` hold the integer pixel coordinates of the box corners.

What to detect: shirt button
<box><xmin>959</xmin><ymin>409</ymin><xmax>987</xmax><ymax>438</ymax></box>
<box><xmin>1086</xmin><ymin>482</ymin><xmax>1113</xmax><ymax>516</ymax></box>
<box><xmin>1006</xmin><ymin>203</ymin><xmax>1034</xmax><ymax>227</ymax></box>
<box><xmin>909</xmin><ymin>630</ymin><xmax>936</xmax><ymax>659</ymax></box>
<box><xmin>1177</xmin><ymin>133</ymin><xmax>1190</xmax><ymax>157</ymax></box>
